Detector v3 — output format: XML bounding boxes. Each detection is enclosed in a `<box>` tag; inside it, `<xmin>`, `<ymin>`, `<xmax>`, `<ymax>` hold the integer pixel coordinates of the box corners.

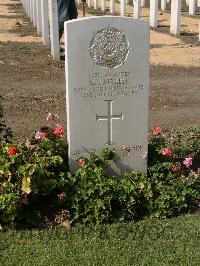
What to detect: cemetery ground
<box><xmin>0</xmin><ymin>0</ymin><xmax>200</xmax><ymax>141</ymax></box>
<box><xmin>0</xmin><ymin>0</ymin><xmax>200</xmax><ymax>265</ymax></box>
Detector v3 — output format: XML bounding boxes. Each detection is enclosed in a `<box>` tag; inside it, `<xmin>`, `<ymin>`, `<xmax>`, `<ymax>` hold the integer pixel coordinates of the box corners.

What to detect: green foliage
<box><xmin>0</xmin><ymin>118</ymin><xmax>199</xmax><ymax>227</ymax></box>
<box><xmin>0</xmin><ymin>115</ymin><xmax>68</xmax><ymax>224</ymax></box>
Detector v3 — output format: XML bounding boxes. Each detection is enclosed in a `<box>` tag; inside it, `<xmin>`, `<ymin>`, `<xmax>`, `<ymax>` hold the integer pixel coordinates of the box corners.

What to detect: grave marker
<box><xmin>64</xmin><ymin>16</ymin><xmax>149</xmax><ymax>174</ymax></box>
<box><xmin>150</xmin><ymin>0</ymin><xmax>158</xmax><ymax>28</ymax></box>
<box><xmin>41</xmin><ymin>0</ymin><xmax>50</xmax><ymax>46</ymax></box>
<box><xmin>170</xmin><ymin>0</ymin><xmax>182</xmax><ymax>35</ymax></box>
<box><xmin>49</xmin><ymin>0</ymin><xmax>60</xmax><ymax>60</ymax></box>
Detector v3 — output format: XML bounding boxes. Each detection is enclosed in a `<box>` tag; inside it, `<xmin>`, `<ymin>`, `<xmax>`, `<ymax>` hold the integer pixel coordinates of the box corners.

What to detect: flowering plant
<box><xmin>0</xmin><ymin>116</ymin><xmax>199</xmax><ymax>227</ymax></box>
<box><xmin>0</xmin><ymin>113</ymin><xmax>68</xmax><ymax>223</ymax></box>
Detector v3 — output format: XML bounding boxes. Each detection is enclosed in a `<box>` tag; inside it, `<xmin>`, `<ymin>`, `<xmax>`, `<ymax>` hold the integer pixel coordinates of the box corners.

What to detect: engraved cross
<box><xmin>96</xmin><ymin>100</ymin><xmax>123</xmax><ymax>145</ymax></box>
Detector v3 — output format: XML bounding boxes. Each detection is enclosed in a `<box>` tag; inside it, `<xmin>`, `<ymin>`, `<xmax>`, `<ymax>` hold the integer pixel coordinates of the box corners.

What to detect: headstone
<box><xmin>94</xmin><ymin>0</ymin><xmax>99</xmax><ymax>10</ymax></box>
<box><xmin>49</xmin><ymin>0</ymin><xmax>60</xmax><ymax>60</ymax></box>
<box><xmin>64</xmin><ymin>16</ymin><xmax>149</xmax><ymax>174</ymax></box>
<box><xmin>101</xmin><ymin>0</ymin><xmax>106</xmax><ymax>14</ymax></box>
<box><xmin>161</xmin><ymin>0</ymin><xmax>167</xmax><ymax>10</ymax></box>
<box><xmin>189</xmin><ymin>0</ymin><xmax>196</xmax><ymax>15</ymax></box>
<box><xmin>33</xmin><ymin>0</ymin><xmax>37</xmax><ymax>27</ymax></box>
<box><xmin>120</xmin><ymin>0</ymin><xmax>126</xmax><ymax>16</ymax></box>
<box><xmin>150</xmin><ymin>0</ymin><xmax>158</xmax><ymax>28</ymax></box>
<box><xmin>87</xmin><ymin>0</ymin><xmax>92</xmax><ymax>8</ymax></box>
<box><xmin>110</xmin><ymin>0</ymin><xmax>115</xmax><ymax>15</ymax></box>
<box><xmin>141</xmin><ymin>0</ymin><xmax>146</xmax><ymax>7</ymax></box>
<box><xmin>41</xmin><ymin>0</ymin><xmax>50</xmax><ymax>46</ymax></box>
<box><xmin>133</xmin><ymin>0</ymin><xmax>141</xmax><ymax>19</ymax></box>
<box><xmin>36</xmin><ymin>0</ymin><xmax>42</xmax><ymax>34</ymax></box>
<box><xmin>170</xmin><ymin>0</ymin><xmax>182</xmax><ymax>35</ymax></box>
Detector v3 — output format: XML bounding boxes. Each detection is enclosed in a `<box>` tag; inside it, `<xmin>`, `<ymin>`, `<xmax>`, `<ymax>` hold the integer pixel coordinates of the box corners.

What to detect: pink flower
<box><xmin>46</xmin><ymin>113</ymin><xmax>59</xmax><ymax>123</ymax></box>
<box><xmin>77</xmin><ymin>158</ymin><xmax>85</xmax><ymax>167</ymax></box>
<box><xmin>172</xmin><ymin>166</ymin><xmax>181</xmax><ymax>172</ymax></box>
<box><xmin>141</xmin><ymin>152</ymin><xmax>148</xmax><ymax>160</ymax></box>
<box><xmin>53</xmin><ymin>124</ymin><xmax>64</xmax><ymax>137</ymax></box>
<box><xmin>153</xmin><ymin>127</ymin><xmax>161</xmax><ymax>136</ymax></box>
<box><xmin>122</xmin><ymin>145</ymin><xmax>131</xmax><ymax>152</ymax></box>
<box><xmin>35</xmin><ymin>131</ymin><xmax>46</xmax><ymax>141</ymax></box>
<box><xmin>58</xmin><ymin>192</ymin><xmax>67</xmax><ymax>200</ymax></box>
<box><xmin>162</xmin><ymin>148</ymin><xmax>172</xmax><ymax>156</ymax></box>
<box><xmin>183</xmin><ymin>157</ymin><xmax>193</xmax><ymax>168</ymax></box>
<box><xmin>46</xmin><ymin>113</ymin><xmax>52</xmax><ymax>123</ymax></box>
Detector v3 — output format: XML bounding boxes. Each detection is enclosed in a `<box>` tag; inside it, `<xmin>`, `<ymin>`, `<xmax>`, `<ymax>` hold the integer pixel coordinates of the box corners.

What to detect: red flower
<box><xmin>162</xmin><ymin>148</ymin><xmax>172</xmax><ymax>156</ymax></box>
<box><xmin>77</xmin><ymin>158</ymin><xmax>85</xmax><ymax>167</ymax></box>
<box><xmin>53</xmin><ymin>124</ymin><xmax>64</xmax><ymax>137</ymax></box>
<box><xmin>8</xmin><ymin>146</ymin><xmax>19</xmax><ymax>155</ymax></box>
<box><xmin>172</xmin><ymin>166</ymin><xmax>181</xmax><ymax>172</ymax></box>
<box><xmin>153</xmin><ymin>127</ymin><xmax>161</xmax><ymax>136</ymax></box>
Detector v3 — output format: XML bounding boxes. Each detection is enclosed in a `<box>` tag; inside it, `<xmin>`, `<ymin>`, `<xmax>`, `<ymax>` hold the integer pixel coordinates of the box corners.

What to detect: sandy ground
<box><xmin>0</xmin><ymin>0</ymin><xmax>200</xmax><ymax>141</ymax></box>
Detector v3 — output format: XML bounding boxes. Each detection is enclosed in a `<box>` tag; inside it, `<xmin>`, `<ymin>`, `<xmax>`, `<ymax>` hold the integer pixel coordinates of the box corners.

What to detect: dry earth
<box><xmin>0</xmin><ymin>0</ymin><xmax>200</xmax><ymax>141</ymax></box>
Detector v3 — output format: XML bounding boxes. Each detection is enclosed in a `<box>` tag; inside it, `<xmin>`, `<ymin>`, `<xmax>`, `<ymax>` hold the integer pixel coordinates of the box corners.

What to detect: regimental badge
<box><xmin>89</xmin><ymin>26</ymin><xmax>129</xmax><ymax>68</ymax></box>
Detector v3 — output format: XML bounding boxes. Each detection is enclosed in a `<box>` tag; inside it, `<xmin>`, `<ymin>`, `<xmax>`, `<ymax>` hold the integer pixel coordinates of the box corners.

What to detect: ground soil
<box><xmin>0</xmin><ymin>0</ymin><xmax>200</xmax><ymax>141</ymax></box>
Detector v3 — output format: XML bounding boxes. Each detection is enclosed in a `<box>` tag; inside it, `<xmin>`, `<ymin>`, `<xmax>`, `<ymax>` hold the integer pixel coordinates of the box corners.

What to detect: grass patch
<box><xmin>1</xmin><ymin>214</ymin><xmax>200</xmax><ymax>265</ymax></box>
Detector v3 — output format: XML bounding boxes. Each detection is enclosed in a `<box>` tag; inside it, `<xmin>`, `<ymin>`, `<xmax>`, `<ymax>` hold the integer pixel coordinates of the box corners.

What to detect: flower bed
<box><xmin>0</xmin><ymin>114</ymin><xmax>199</xmax><ymax>227</ymax></box>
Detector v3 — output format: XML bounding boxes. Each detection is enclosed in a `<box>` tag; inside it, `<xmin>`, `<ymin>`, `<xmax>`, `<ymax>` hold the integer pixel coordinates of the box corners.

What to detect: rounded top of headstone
<box><xmin>89</xmin><ymin>26</ymin><xmax>129</xmax><ymax>68</ymax></box>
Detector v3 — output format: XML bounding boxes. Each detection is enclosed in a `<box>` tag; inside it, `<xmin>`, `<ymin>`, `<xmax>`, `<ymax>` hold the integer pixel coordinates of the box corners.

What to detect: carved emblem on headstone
<box><xmin>89</xmin><ymin>26</ymin><xmax>129</xmax><ymax>68</ymax></box>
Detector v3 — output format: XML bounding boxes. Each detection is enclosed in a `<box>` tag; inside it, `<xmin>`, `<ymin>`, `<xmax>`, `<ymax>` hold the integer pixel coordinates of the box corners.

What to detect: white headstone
<box><xmin>110</xmin><ymin>0</ymin><xmax>115</xmax><ymax>15</ymax></box>
<box><xmin>170</xmin><ymin>0</ymin><xmax>182</xmax><ymax>35</ymax></box>
<box><xmin>150</xmin><ymin>0</ymin><xmax>158</xmax><ymax>28</ymax></box>
<box><xmin>189</xmin><ymin>0</ymin><xmax>196</xmax><ymax>15</ymax></box>
<box><xmin>133</xmin><ymin>0</ymin><xmax>141</xmax><ymax>19</ymax></box>
<box><xmin>33</xmin><ymin>0</ymin><xmax>37</xmax><ymax>27</ymax></box>
<box><xmin>101</xmin><ymin>0</ymin><xmax>106</xmax><ymax>14</ymax></box>
<box><xmin>94</xmin><ymin>0</ymin><xmax>99</xmax><ymax>10</ymax></box>
<box><xmin>36</xmin><ymin>0</ymin><xmax>42</xmax><ymax>34</ymax></box>
<box><xmin>161</xmin><ymin>0</ymin><xmax>167</xmax><ymax>10</ymax></box>
<box><xmin>120</xmin><ymin>0</ymin><xmax>126</xmax><ymax>16</ymax></box>
<box><xmin>141</xmin><ymin>0</ymin><xmax>146</xmax><ymax>7</ymax></box>
<box><xmin>41</xmin><ymin>0</ymin><xmax>50</xmax><ymax>46</ymax></box>
<box><xmin>49</xmin><ymin>0</ymin><xmax>60</xmax><ymax>60</ymax></box>
<box><xmin>87</xmin><ymin>0</ymin><xmax>92</xmax><ymax>8</ymax></box>
<box><xmin>64</xmin><ymin>16</ymin><xmax>149</xmax><ymax>174</ymax></box>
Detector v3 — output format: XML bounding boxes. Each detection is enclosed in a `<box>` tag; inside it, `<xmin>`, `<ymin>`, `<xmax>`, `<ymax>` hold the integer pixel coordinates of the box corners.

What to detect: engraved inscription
<box><xmin>71</xmin><ymin>145</ymin><xmax>143</xmax><ymax>156</ymax></box>
<box><xmin>74</xmin><ymin>71</ymin><xmax>144</xmax><ymax>98</ymax></box>
<box><xmin>90</xmin><ymin>26</ymin><xmax>129</xmax><ymax>68</ymax></box>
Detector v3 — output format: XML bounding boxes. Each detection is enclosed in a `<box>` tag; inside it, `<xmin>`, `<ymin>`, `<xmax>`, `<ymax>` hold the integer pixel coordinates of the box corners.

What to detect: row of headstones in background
<box><xmin>20</xmin><ymin>0</ymin><xmax>60</xmax><ymax>60</ymax></box>
<box><xmin>19</xmin><ymin>0</ymin><xmax>199</xmax><ymax>61</ymax></box>
<box><xmin>81</xmin><ymin>0</ymin><xmax>198</xmax><ymax>35</ymax></box>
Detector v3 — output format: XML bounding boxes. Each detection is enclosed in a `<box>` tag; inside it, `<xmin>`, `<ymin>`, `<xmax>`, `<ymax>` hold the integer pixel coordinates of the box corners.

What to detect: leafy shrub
<box><xmin>0</xmin><ymin>113</ymin><xmax>68</xmax><ymax>224</ymax></box>
<box><xmin>0</xmin><ymin>116</ymin><xmax>199</xmax><ymax>227</ymax></box>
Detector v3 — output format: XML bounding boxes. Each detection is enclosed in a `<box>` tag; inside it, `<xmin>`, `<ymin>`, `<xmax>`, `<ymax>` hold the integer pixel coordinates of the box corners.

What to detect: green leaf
<box><xmin>22</xmin><ymin>176</ymin><xmax>31</xmax><ymax>194</ymax></box>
